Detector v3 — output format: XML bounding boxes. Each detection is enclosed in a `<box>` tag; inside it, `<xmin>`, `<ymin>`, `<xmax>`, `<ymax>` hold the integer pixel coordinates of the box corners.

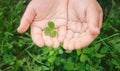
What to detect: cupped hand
<box><xmin>63</xmin><ymin>0</ymin><xmax>103</xmax><ymax>50</ymax></box>
<box><xmin>17</xmin><ymin>0</ymin><xmax>68</xmax><ymax>48</ymax></box>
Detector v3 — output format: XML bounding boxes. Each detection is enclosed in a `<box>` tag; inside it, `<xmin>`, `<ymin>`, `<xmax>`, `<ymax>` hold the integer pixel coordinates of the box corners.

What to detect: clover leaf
<box><xmin>48</xmin><ymin>21</ymin><xmax>55</xmax><ymax>29</ymax></box>
<box><xmin>44</xmin><ymin>21</ymin><xmax>57</xmax><ymax>38</ymax></box>
<box><xmin>44</xmin><ymin>27</ymin><xmax>51</xmax><ymax>35</ymax></box>
<box><xmin>51</xmin><ymin>31</ymin><xmax>57</xmax><ymax>38</ymax></box>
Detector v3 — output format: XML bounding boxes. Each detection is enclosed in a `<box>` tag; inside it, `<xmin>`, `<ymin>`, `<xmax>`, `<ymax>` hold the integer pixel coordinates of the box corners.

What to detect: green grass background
<box><xmin>0</xmin><ymin>0</ymin><xmax>120</xmax><ymax>71</ymax></box>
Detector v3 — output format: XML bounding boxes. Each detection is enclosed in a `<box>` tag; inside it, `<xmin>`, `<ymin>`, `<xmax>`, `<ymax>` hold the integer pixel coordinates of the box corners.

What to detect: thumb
<box><xmin>17</xmin><ymin>2</ymin><xmax>35</xmax><ymax>33</ymax></box>
<box><xmin>86</xmin><ymin>3</ymin><xmax>102</xmax><ymax>35</ymax></box>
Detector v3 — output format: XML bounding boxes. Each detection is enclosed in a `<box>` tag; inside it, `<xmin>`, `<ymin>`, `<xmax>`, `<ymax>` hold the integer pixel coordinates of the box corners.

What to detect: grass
<box><xmin>0</xmin><ymin>0</ymin><xmax>120</xmax><ymax>71</ymax></box>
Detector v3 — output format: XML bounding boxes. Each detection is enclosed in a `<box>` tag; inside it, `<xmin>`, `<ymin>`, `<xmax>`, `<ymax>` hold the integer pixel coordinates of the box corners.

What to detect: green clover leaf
<box><xmin>51</xmin><ymin>31</ymin><xmax>57</xmax><ymax>38</ymax></box>
<box><xmin>48</xmin><ymin>21</ymin><xmax>55</xmax><ymax>29</ymax></box>
<box><xmin>44</xmin><ymin>27</ymin><xmax>51</xmax><ymax>35</ymax></box>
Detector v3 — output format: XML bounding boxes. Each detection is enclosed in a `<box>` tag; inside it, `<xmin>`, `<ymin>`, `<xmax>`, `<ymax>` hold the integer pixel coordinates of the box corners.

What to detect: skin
<box><xmin>17</xmin><ymin>0</ymin><xmax>103</xmax><ymax>50</ymax></box>
<box><xmin>64</xmin><ymin>0</ymin><xmax>103</xmax><ymax>50</ymax></box>
<box><xmin>17</xmin><ymin>0</ymin><xmax>67</xmax><ymax>48</ymax></box>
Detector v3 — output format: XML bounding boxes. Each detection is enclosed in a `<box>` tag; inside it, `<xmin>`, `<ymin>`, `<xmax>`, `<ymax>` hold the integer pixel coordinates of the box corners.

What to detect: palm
<box><xmin>63</xmin><ymin>0</ymin><xmax>103</xmax><ymax>50</ymax></box>
<box><xmin>17</xmin><ymin>0</ymin><xmax>67</xmax><ymax>48</ymax></box>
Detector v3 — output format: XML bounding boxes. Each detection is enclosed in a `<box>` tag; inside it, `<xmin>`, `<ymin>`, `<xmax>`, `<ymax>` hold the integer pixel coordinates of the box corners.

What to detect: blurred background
<box><xmin>0</xmin><ymin>0</ymin><xmax>120</xmax><ymax>71</ymax></box>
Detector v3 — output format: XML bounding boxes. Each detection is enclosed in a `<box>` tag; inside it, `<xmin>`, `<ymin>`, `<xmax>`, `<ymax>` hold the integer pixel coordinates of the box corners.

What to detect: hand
<box><xmin>63</xmin><ymin>0</ymin><xmax>103</xmax><ymax>50</ymax></box>
<box><xmin>17</xmin><ymin>0</ymin><xmax>68</xmax><ymax>48</ymax></box>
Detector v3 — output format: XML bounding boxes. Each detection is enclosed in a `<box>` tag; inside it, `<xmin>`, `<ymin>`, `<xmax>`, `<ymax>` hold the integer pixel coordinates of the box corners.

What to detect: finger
<box><xmin>74</xmin><ymin>33</ymin><xmax>96</xmax><ymax>49</ymax></box>
<box><xmin>99</xmin><ymin>12</ymin><xmax>103</xmax><ymax>29</ymax></box>
<box><xmin>31</xmin><ymin>26</ymin><xmax>44</xmax><ymax>47</ymax></box>
<box><xmin>86</xmin><ymin>4</ymin><xmax>101</xmax><ymax>35</ymax></box>
<box><xmin>67</xmin><ymin>39</ymin><xmax>74</xmax><ymax>50</ymax></box>
<box><xmin>53</xmin><ymin>37</ymin><xmax>60</xmax><ymax>48</ymax></box>
<box><xmin>63</xmin><ymin>30</ymin><xmax>74</xmax><ymax>49</ymax></box>
<box><xmin>66</xmin><ymin>30</ymin><xmax>74</xmax><ymax>40</ymax></box>
<box><xmin>73</xmin><ymin>33</ymin><xmax>80</xmax><ymax>38</ymax></box>
<box><xmin>68</xmin><ymin>33</ymin><xmax>80</xmax><ymax>50</ymax></box>
<box><xmin>68</xmin><ymin>21</ymin><xmax>77</xmax><ymax>32</ymax></box>
<box><xmin>58</xmin><ymin>26</ymin><xmax>67</xmax><ymax>43</ymax></box>
<box><xmin>43</xmin><ymin>32</ymin><xmax>53</xmax><ymax>47</ymax></box>
<box><xmin>52</xmin><ymin>31</ymin><xmax>60</xmax><ymax>48</ymax></box>
<box><xmin>17</xmin><ymin>2</ymin><xmax>35</xmax><ymax>33</ymax></box>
